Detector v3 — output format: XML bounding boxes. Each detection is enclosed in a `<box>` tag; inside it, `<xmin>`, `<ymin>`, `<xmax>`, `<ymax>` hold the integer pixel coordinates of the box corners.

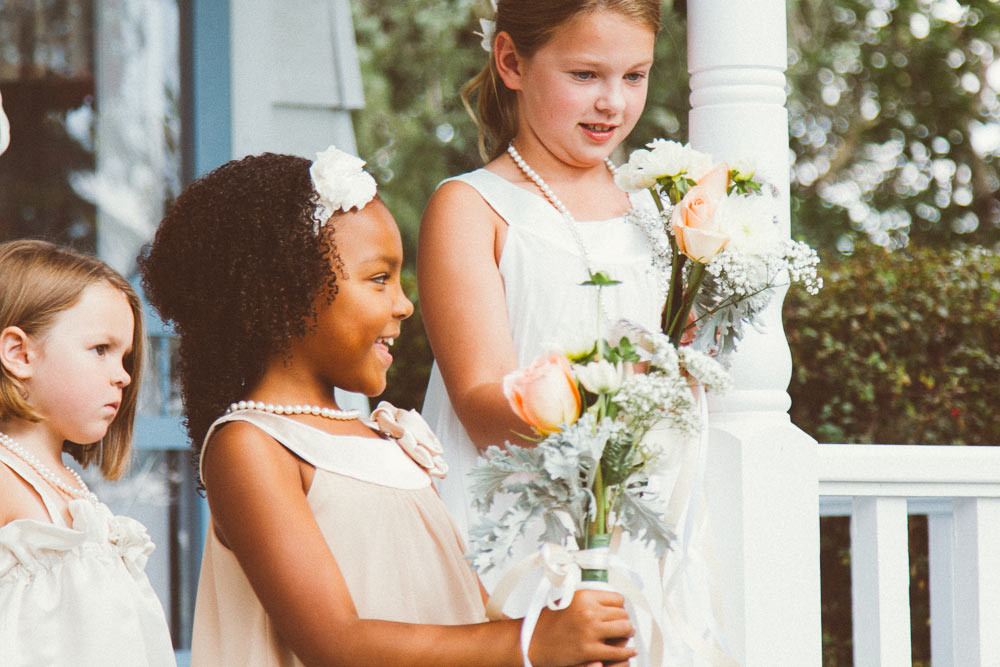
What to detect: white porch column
<box><xmin>688</xmin><ymin>2</ymin><xmax>822</xmax><ymax>664</ymax></box>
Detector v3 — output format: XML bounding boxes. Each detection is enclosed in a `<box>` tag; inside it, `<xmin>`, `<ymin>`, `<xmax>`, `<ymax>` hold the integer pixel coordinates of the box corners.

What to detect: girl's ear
<box><xmin>0</xmin><ymin>326</ymin><xmax>33</xmax><ymax>380</ymax></box>
<box><xmin>494</xmin><ymin>31</ymin><xmax>524</xmax><ymax>91</ymax></box>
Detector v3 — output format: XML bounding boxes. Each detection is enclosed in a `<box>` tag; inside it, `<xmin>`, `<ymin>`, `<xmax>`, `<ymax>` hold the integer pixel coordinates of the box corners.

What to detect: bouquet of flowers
<box><xmin>615</xmin><ymin>139</ymin><xmax>822</xmax><ymax>359</ymax></box>
<box><xmin>467</xmin><ymin>277</ymin><xmax>730</xmax><ymax>580</ymax></box>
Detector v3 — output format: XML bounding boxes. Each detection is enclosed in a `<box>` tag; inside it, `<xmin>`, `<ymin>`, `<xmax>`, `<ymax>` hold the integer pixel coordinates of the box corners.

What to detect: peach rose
<box><xmin>503</xmin><ymin>353</ymin><xmax>581</xmax><ymax>436</ymax></box>
<box><xmin>671</xmin><ymin>162</ymin><xmax>731</xmax><ymax>262</ymax></box>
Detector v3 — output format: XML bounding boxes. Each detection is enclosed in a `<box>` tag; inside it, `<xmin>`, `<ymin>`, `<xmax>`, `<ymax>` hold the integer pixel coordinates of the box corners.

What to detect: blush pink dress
<box><xmin>191</xmin><ymin>409</ymin><xmax>487</xmax><ymax>666</ymax></box>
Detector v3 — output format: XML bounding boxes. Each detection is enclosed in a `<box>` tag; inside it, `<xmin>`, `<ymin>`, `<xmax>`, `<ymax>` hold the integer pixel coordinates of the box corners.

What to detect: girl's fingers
<box><xmin>592</xmin><ymin>642</ymin><xmax>638</xmax><ymax>663</ymax></box>
<box><xmin>599</xmin><ymin>619</ymin><xmax>635</xmax><ymax>642</ymax></box>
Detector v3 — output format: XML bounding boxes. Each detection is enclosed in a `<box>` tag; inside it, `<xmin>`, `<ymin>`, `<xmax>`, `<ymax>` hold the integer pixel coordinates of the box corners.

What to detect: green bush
<box><xmin>786</xmin><ymin>244</ymin><xmax>1000</xmax><ymax>446</ymax></box>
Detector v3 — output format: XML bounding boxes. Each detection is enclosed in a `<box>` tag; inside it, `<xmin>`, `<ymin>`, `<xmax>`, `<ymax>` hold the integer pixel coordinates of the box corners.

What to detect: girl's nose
<box><xmin>394</xmin><ymin>288</ymin><xmax>414</xmax><ymax>320</ymax></box>
<box><xmin>114</xmin><ymin>365</ymin><xmax>132</xmax><ymax>388</ymax></box>
<box><xmin>596</xmin><ymin>82</ymin><xmax>626</xmax><ymax>115</ymax></box>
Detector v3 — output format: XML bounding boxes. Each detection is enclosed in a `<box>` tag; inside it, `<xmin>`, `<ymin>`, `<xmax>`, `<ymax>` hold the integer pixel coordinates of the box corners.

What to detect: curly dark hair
<box><xmin>138</xmin><ymin>152</ymin><xmax>340</xmax><ymax>470</ymax></box>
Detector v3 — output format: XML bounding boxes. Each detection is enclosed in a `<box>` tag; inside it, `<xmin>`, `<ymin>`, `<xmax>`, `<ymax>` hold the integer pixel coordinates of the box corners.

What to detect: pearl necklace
<box><xmin>0</xmin><ymin>431</ymin><xmax>99</xmax><ymax>502</ymax></box>
<box><xmin>506</xmin><ymin>143</ymin><xmax>618</xmax><ymax>279</ymax></box>
<box><xmin>225</xmin><ymin>400</ymin><xmax>360</xmax><ymax>421</ymax></box>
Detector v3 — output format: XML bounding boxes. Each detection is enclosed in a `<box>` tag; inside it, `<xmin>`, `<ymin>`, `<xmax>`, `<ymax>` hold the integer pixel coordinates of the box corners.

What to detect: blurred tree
<box><xmin>788</xmin><ymin>0</ymin><xmax>1000</xmax><ymax>252</ymax></box>
<box><xmin>351</xmin><ymin>0</ymin><xmax>1000</xmax><ymax>256</ymax></box>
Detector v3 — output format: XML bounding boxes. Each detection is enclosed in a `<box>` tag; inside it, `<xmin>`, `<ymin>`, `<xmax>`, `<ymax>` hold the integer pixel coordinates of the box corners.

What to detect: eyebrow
<box><xmin>357</xmin><ymin>254</ymin><xmax>402</xmax><ymax>268</ymax></box>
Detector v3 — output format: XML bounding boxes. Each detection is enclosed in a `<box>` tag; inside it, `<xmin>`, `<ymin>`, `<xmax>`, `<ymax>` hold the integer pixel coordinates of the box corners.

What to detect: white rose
<box><xmin>714</xmin><ymin>193</ymin><xmax>781</xmax><ymax>256</ymax></box>
<box><xmin>613</xmin><ymin>148</ymin><xmax>658</xmax><ymax>191</ymax></box>
<box><xmin>310</xmin><ymin>145</ymin><xmax>378</xmax><ymax>222</ymax></box>
<box><xmin>646</xmin><ymin>139</ymin><xmax>713</xmax><ymax>181</ymax></box>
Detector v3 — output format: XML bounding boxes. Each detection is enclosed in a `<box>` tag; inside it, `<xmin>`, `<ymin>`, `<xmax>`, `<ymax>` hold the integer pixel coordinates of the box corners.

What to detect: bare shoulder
<box><xmin>202</xmin><ymin>420</ymin><xmax>301</xmax><ymax>494</ymax></box>
<box><xmin>0</xmin><ymin>463</ymin><xmax>55</xmax><ymax>525</ymax></box>
<box><xmin>422</xmin><ymin>178</ymin><xmax>503</xmax><ymax>235</ymax></box>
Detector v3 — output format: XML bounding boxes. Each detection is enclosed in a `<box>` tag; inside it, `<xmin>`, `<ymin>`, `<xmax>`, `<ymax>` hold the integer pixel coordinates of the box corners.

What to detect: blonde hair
<box><xmin>463</xmin><ymin>0</ymin><xmax>661</xmax><ymax>162</ymax></box>
<box><xmin>0</xmin><ymin>240</ymin><xmax>145</xmax><ymax>480</ymax></box>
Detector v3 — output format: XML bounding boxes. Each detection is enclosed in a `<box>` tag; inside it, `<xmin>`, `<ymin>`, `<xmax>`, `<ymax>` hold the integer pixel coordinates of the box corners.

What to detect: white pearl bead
<box><xmin>225</xmin><ymin>401</ymin><xmax>360</xmax><ymax>421</ymax></box>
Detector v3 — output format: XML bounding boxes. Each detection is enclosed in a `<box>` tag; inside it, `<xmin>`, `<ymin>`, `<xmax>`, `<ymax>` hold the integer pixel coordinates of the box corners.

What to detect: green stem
<box><xmin>668</xmin><ymin>262</ymin><xmax>708</xmax><ymax>347</ymax></box>
<box><xmin>596</xmin><ymin>285</ymin><xmax>607</xmax><ymax>357</ymax></box>
<box><xmin>591</xmin><ymin>464</ymin><xmax>606</xmax><ymax>536</ymax></box>
<box><xmin>663</xmin><ymin>248</ymin><xmax>686</xmax><ymax>335</ymax></box>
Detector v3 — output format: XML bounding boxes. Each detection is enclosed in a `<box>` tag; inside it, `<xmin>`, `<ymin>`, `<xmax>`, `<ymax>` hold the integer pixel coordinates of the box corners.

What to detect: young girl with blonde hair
<box><xmin>140</xmin><ymin>147</ymin><xmax>636</xmax><ymax>666</ymax></box>
<box><xmin>0</xmin><ymin>239</ymin><xmax>175</xmax><ymax>666</ymax></box>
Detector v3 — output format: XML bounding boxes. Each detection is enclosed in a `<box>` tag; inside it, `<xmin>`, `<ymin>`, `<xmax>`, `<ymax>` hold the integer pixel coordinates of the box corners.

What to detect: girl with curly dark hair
<box><xmin>140</xmin><ymin>147</ymin><xmax>635</xmax><ymax>667</ymax></box>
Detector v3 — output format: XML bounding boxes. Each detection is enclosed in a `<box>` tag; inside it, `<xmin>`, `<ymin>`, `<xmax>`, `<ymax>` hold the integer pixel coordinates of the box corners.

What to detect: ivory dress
<box><xmin>0</xmin><ymin>448</ymin><xmax>176</xmax><ymax>667</ymax></box>
<box><xmin>423</xmin><ymin>168</ymin><xmax>665</xmax><ymax>550</ymax></box>
<box><xmin>191</xmin><ymin>409</ymin><xmax>487</xmax><ymax>666</ymax></box>
<box><xmin>422</xmin><ymin>169</ymin><xmax>730</xmax><ymax>664</ymax></box>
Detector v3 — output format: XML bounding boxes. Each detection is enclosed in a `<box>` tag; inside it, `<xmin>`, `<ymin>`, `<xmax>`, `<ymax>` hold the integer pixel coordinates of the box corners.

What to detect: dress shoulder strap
<box><xmin>441</xmin><ymin>169</ymin><xmax>559</xmax><ymax>229</ymax></box>
<box><xmin>0</xmin><ymin>447</ymin><xmax>69</xmax><ymax>527</ymax></box>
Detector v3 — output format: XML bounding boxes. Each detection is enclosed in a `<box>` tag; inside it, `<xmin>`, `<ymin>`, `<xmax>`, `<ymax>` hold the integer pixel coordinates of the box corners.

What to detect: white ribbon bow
<box><xmin>486</xmin><ymin>535</ymin><xmax>664</xmax><ymax>667</ymax></box>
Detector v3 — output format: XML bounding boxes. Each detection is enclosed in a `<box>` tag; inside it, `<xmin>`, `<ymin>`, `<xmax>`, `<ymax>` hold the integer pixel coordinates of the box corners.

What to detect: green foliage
<box><xmin>786</xmin><ymin>243</ymin><xmax>1000</xmax><ymax>445</ymax></box>
<box><xmin>787</xmin><ymin>0</ymin><xmax>1000</xmax><ymax>251</ymax></box>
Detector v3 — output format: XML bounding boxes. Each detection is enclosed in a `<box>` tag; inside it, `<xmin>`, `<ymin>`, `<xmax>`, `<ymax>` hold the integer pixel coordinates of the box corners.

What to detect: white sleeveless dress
<box><xmin>422</xmin><ymin>167</ymin><xmax>665</xmax><ymax>562</ymax></box>
<box><xmin>0</xmin><ymin>449</ymin><xmax>176</xmax><ymax>667</ymax></box>
<box><xmin>422</xmin><ymin>170</ymin><xmax>732</xmax><ymax>664</ymax></box>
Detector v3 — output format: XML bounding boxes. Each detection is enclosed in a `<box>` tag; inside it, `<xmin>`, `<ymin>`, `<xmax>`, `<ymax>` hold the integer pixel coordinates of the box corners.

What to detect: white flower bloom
<box><xmin>714</xmin><ymin>193</ymin><xmax>781</xmax><ymax>256</ymax></box>
<box><xmin>547</xmin><ymin>330</ymin><xmax>596</xmax><ymax>360</ymax></box>
<box><xmin>646</xmin><ymin>138</ymin><xmax>713</xmax><ymax>181</ymax></box>
<box><xmin>613</xmin><ymin>140</ymin><xmax>713</xmax><ymax>192</ymax></box>
<box><xmin>310</xmin><ymin>145</ymin><xmax>378</xmax><ymax>226</ymax></box>
<box><xmin>574</xmin><ymin>358</ymin><xmax>626</xmax><ymax>394</ymax></box>
<box><xmin>729</xmin><ymin>158</ymin><xmax>756</xmax><ymax>182</ymax></box>
<box><xmin>613</xmin><ymin>148</ymin><xmax>657</xmax><ymax>191</ymax></box>
<box><xmin>678</xmin><ymin>347</ymin><xmax>731</xmax><ymax>392</ymax></box>
<box><xmin>0</xmin><ymin>88</ymin><xmax>9</xmax><ymax>156</ymax></box>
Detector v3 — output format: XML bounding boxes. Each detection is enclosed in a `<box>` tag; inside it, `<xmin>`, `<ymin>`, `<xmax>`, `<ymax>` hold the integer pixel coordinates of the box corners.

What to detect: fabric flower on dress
<box><xmin>310</xmin><ymin>144</ymin><xmax>378</xmax><ymax>230</ymax></box>
<box><xmin>366</xmin><ymin>401</ymin><xmax>449</xmax><ymax>478</ymax></box>
<box><xmin>108</xmin><ymin>515</ymin><xmax>155</xmax><ymax>575</ymax></box>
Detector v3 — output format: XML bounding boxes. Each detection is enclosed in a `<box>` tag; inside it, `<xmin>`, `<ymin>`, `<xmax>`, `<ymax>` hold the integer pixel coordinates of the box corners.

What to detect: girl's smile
<box><xmin>293</xmin><ymin>199</ymin><xmax>413</xmax><ymax>398</ymax></box>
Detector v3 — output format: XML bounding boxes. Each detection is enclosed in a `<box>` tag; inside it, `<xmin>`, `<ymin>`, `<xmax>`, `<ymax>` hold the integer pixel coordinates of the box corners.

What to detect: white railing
<box><xmin>818</xmin><ymin>444</ymin><xmax>1000</xmax><ymax>666</ymax></box>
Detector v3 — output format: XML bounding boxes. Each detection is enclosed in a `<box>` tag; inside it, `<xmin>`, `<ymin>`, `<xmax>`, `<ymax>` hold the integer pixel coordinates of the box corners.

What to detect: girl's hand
<box><xmin>528</xmin><ymin>589</ymin><xmax>636</xmax><ymax>667</ymax></box>
<box><xmin>680</xmin><ymin>309</ymin><xmax>697</xmax><ymax>346</ymax></box>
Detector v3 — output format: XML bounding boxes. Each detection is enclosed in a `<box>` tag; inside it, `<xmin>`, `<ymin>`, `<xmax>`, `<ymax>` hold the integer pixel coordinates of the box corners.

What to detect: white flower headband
<box><xmin>474</xmin><ymin>0</ymin><xmax>499</xmax><ymax>53</ymax></box>
<box><xmin>309</xmin><ymin>144</ymin><xmax>378</xmax><ymax>231</ymax></box>
<box><xmin>0</xmin><ymin>88</ymin><xmax>10</xmax><ymax>156</ymax></box>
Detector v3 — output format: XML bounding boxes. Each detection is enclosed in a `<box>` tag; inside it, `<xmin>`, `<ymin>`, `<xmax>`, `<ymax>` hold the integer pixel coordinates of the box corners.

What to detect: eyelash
<box><xmin>372</xmin><ymin>274</ymin><xmax>389</xmax><ymax>285</ymax></box>
<box><xmin>571</xmin><ymin>72</ymin><xmax>647</xmax><ymax>83</ymax></box>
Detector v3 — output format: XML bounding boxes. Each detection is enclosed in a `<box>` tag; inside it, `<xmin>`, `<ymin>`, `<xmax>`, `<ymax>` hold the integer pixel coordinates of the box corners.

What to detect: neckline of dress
<box><xmin>478</xmin><ymin>167</ymin><xmax>633</xmax><ymax>224</ymax></box>
<box><xmin>225</xmin><ymin>409</ymin><xmax>388</xmax><ymax>444</ymax></box>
